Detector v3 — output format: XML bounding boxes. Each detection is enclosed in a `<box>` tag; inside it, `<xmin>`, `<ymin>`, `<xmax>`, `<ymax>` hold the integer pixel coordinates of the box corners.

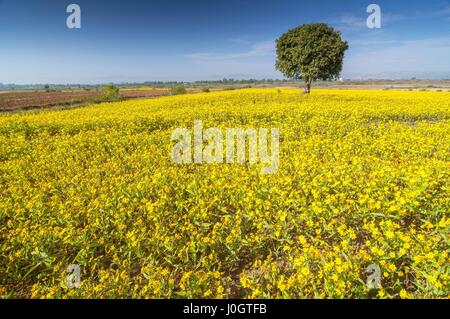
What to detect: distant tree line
<box><xmin>0</xmin><ymin>79</ymin><xmax>296</xmax><ymax>91</ymax></box>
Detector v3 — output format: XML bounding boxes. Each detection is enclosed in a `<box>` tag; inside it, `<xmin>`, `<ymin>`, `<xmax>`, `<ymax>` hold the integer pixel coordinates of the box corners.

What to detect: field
<box><xmin>2</xmin><ymin>80</ymin><xmax>450</xmax><ymax>113</ymax></box>
<box><xmin>0</xmin><ymin>89</ymin><xmax>169</xmax><ymax>112</ymax></box>
<box><xmin>296</xmin><ymin>80</ymin><xmax>450</xmax><ymax>91</ymax></box>
<box><xmin>0</xmin><ymin>89</ymin><xmax>449</xmax><ymax>298</ymax></box>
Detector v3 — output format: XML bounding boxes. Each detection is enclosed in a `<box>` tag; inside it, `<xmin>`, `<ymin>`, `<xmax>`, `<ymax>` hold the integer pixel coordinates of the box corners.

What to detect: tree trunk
<box><xmin>303</xmin><ymin>79</ymin><xmax>311</xmax><ymax>94</ymax></box>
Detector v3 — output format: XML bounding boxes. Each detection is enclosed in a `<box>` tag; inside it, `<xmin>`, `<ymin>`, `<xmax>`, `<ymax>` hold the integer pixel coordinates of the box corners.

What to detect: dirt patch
<box><xmin>0</xmin><ymin>89</ymin><xmax>170</xmax><ymax>112</ymax></box>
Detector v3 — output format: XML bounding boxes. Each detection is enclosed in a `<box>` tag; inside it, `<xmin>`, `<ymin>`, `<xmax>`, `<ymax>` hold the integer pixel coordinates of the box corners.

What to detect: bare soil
<box><xmin>0</xmin><ymin>89</ymin><xmax>169</xmax><ymax>112</ymax></box>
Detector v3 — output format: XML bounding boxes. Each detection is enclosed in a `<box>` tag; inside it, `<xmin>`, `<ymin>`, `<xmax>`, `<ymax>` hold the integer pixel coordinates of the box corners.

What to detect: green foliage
<box><xmin>202</xmin><ymin>87</ymin><xmax>211</xmax><ymax>93</ymax></box>
<box><xmin>170</xmin><ymin>86</ymin><xmax>187</xmax><ymax>95</ymax></box>
<box><xmin>276</xmin><ymin>23</ymin><xmax>348</xmax><ymax>93</ymax></box>
<box><xmin>102</xmin><ymin>84</ymin><xmax>121</xmax><ymax>101</ymax></box>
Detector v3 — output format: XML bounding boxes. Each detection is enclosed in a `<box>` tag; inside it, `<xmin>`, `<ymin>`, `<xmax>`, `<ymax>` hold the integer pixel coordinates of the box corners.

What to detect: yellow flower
<box><xmin>399</xmin><ymin>290</ymin><xmax>409</xmax><ymax>299</ymax></box>
<box><xmin>1</xmin><ymin>88</ymin><xmax>448</xmax><ymax>299</ymax></box>
<box><xmin>301</xmin><ymin>267</ymin><xmax>310</xmax><ymax>277</ymax></box>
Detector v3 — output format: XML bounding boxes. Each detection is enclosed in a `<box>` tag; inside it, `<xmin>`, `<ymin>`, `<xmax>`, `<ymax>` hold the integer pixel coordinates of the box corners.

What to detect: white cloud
<box><xmin>228</xmin><ymin>36</ymin><xmax>251</xmax><ymax>45</ymax></box>
<box><xmin>184</xmin><ymin>40</ymin><xmax>275</xmax><ymax>62</ymax></box>
<box><xmin>350</xmin><ymin>39</ymin><xmax>399</xmax><ymax>46</ymax></box>
<box><xmin>338</xmin><ymin>14</ymin><xmax>367</xmax><ymax>30</ymax></box>
<box><xmin>180</xmin><ymin>40</ymin><xmax>279</xmax><ymax>79</ymax></box>
<box><xmin>344</xmin><ymin>36</ymin><xmax>450</xmax><ymax>78</ymax></box>
<box><xmin>333</xmin><ymin>12</ymin><xmax>405</xmax><ymax>31</ymax></box>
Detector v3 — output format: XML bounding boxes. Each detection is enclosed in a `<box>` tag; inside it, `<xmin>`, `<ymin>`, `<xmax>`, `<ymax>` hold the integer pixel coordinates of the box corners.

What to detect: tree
<box><xmin>275</xmin><ymin>23</ymin><xmax>348</xmax><ymax>94</ymax></box>
<box><xmin>102</xmin><ymin>84</ymin><xmax>121</xmax><ymax>101</ymax></box>
<box><xmin>170</xmin><ymin>86</ymin><xmax>187</xmax><ymax>95</ymax></box>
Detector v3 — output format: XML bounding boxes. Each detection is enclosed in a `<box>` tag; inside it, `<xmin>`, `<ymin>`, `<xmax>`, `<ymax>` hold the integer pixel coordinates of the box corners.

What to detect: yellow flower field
<box><xmin>0</xmin><ymin>89</ymin><xmax>449</xmax><ymax>298</ymax></box>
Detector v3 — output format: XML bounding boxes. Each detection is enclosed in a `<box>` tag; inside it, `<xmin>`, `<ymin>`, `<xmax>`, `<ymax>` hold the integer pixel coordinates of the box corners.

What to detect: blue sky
<box><xmin>1</xmin><ymin>0</ymin><xmax>450</xmax><ymax>84</ymax></box>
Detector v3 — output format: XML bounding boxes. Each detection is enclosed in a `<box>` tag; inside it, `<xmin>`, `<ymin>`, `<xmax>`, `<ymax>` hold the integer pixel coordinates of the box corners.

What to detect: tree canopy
<box><xmin>276</xmin><ymin>23</ymin><xmax>348</xmax><ymax>93</ymax></box>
